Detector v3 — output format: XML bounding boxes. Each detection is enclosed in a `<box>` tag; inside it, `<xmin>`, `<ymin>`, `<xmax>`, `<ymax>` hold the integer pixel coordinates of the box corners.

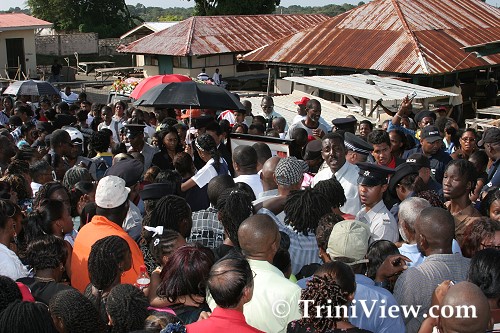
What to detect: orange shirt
<box><xmin>70</xmin><ymin>215</ymin><xmax>145</xmax><ymax>292</ymax></box>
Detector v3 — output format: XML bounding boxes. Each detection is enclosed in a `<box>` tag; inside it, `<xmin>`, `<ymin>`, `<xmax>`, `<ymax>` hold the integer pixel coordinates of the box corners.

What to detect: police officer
<box><xmin>355</xmin><ymin>162</ymin><xmax>398</xmax><ymax>243</ymax></box>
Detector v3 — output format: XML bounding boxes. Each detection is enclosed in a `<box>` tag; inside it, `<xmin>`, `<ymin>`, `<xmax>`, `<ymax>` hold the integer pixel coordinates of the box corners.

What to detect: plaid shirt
<box><xmin>188</xmin><ymin>207</ymin><xmax>224</xmax><ymax>249</ymax></box>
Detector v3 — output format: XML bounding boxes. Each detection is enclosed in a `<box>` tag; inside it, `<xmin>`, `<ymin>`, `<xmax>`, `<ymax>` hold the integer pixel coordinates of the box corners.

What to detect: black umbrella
<box><xmin>2</xmin><ymin>80</ymin><xmax>60</xmax><ymax>96</ymax></box>
<box><xmin>133</xmin><ymin>81</ymin><xmax>245</xmax><ymax>111</ymax></box>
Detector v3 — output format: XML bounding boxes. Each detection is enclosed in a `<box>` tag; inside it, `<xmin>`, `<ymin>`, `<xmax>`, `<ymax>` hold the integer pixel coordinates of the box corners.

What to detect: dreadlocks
<box><xmin>313</xmin><ymin>178</ymin><xmax>347</xmax><ymax>209</ymax></box>
<box><xmin>216</xmin><ymin>188</ymin><xmax>253</xmax><ymax>247</ymax></box>
<box><xmin>49</xmin><ymin>289</ymin><xmax>103</xmax><ymax>333</ymax></box>
<box><xmin>284</xmin><ymin>188</ymin><xmax>331</xmax><ymax>236</ymax></box>
<box><xmin>106</xmin><ymin>284</ymin><xmax>149</xmax><ymax>333</ymax></box>
<box><xmin>0</xmin><ymin>276</ymin><xmax>22</xmax><ymax>313</ymax></box>
<box><xmin>149</xmin><ymin>195</ymin><xmax>191</xmax><ymax>238</ymax></box>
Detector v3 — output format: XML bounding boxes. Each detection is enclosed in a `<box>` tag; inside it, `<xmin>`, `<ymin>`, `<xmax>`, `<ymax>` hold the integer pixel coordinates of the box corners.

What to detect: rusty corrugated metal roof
<box><xmin>242</xmin><ymin>0</ymin><xmax>500</xmax><ymax>75</ymax></box>
<box><xmin>0</xmin><ymin>13</ymin><xmax>52</xmax><ymax>30</ymax></box>
<box><xmin>117</xmin><ymin>14</ymin><xmax>329</xmax><ymax>56</ymax></box>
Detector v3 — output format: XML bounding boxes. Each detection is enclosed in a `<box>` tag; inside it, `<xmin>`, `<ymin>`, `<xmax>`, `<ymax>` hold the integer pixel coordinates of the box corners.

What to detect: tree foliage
<box><xmin>192</xmin><ymin>0</ymin><xmax>281</xmax><ymax>16</ymax></box>
<box><xmin>27</xmin><ymin>0</ymin><xmax>141</xmax><ymax>38</ymax></box>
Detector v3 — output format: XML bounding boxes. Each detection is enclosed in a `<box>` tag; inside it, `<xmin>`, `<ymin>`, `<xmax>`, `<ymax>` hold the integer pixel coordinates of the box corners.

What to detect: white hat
<box><xmin>63</xmin><ymin>126</ymin><xmax>84</xmax><ymax>145</ymax></box>
<box><xmin>327</xmin><ymin>220</ymin><xmax>370</xmax><ymax>265</ymax></box>
<box><xmin>95</xmin><ymin>176</ymin><xmax>130</xmax><ymax>209</ymax></box>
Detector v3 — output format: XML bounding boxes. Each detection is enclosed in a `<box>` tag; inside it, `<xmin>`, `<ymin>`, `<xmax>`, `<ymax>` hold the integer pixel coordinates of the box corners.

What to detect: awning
<box><xmin>284</xmin><ymin>74</ymin><xmax>457</xmax><ymax>102</ymax></box>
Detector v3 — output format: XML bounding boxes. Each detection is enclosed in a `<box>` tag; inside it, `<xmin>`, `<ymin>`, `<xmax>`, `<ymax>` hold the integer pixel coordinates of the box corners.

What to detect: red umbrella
<box><xmin>130</xmin><ymin>74</ymin><xmax>191</xmax><ymax>99</ymax></box>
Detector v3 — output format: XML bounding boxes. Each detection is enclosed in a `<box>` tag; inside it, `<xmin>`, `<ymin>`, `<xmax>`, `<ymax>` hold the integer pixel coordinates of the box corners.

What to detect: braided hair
<box><xmin>216</xmin><ymin>188</ymin><xmax>254</xmax><ymax>247</ymax></box>
<box><xmin>106</xmin><ymin>284</ymin><xmax>149</xmax><ymax>333</ymax></box>
<box><xmin>314</xmin><ymin>178</ymin><xmax>347</xmax><ymax>209</ymax></box>
<box><xmin>149</xmin><ymin>195</ymin><xmax>191</xmax><ymax>238</ymax></box>
<box><xmin>33</xmin><ymin>182</ymin><xmax>71</xmax><ymax>211</ymax></box>
<box><xmin>87</xmin><ymin>235</ymin><xmax>131</xmax><ymax>316</ymax></box>
<box><xmin>0</xmin><ymin>300</ymin><xmax>56</xmax><ymax>333</ymax></box>
<box><xmin>195</xmin><ymin>134</ymin><xmax>221</xmax><ymax>173</ymax></box>
<box><xmin>149</xmin><ymin>229</ymin><xmax>184</xmax><ymax>266</ymax></box>
<box><xmin>49</xmin><ymin>289</ymin><xmax>103</xmax><ymax>333</ymax></box>
<box><xmin>284</xmin><ymin>188</ymin><xmax>332</xmax><ymax>236</ymax></box>
<box><xmin>0</xmin><ymin>276</ymin><xmax>22</xmax><ymax>313</ymax></box>
<box><xmin>297</xmin><ymin>261</ymin><xmax>356</xmax><ymax>331</ymax></box>
<box><xmin>0</xmin><ymin>174</ymin><xmax>30</xmax><ymax>201</ymax></box>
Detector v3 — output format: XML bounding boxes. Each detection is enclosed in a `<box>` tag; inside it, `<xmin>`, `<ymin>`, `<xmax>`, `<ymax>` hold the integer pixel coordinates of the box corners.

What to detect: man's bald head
<box><xmin>438</xmin><ymin>281</ymin><xmax>492</xmax><ymax>333</ymax></box>
<box><xmin>238</xmin><ymin>214</ymin><xmax>280</xmax><ymax>262</ymax></box>
<box><xmin>260</xmin><ymin>156</ymin><xmax>280</xmax><ymax>191</ymax></box>
<box><xmin>416</xmin><ymin>207</ymin><xmax>455</xmax><ymax>252</ymax></box>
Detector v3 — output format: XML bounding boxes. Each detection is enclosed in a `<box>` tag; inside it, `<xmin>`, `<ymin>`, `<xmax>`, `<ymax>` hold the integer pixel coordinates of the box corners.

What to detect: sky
<box><xmin>1</xmin><ymin>0</ymin><xmax>497</xmax><ymax>10</ymax></box>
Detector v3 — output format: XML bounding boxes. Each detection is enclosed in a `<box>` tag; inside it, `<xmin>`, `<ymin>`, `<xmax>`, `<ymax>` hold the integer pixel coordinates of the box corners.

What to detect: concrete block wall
<box><xmin>36</xmin><ymin>33</ymin><xmax>98</xmax><ymax>56</ymax></box>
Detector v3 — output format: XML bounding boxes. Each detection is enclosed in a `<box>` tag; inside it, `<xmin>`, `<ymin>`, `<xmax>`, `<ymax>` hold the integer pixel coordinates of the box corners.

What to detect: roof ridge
<box><xmin>185</xmin><ymin>17</ymin><xmax>196</xmax><ymax>56</ymax></box>
<box><xmin>390</xmin><ymin>0</ymin><xmax>430</xmax><ymax>74</ymax></box>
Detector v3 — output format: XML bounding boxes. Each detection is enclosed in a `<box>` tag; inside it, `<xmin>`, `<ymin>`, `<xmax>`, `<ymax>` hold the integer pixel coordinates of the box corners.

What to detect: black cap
<box><xmin>105</xmin><ymin>158</ymin><xmax>144</xmax><ymax>186</ymax></box>
<box><xmin>140</xmin><ymin>183</ymin><xmax>177</xmax><ymax>201</ymax></box>
<box><xmin>388</xmin><ymin>162</ymin><xmax>420</xmax><ymax>196</ymax></box>
<box><xmin>332</xmin><ymin>117</ymin><xmax>357</xmax><ymax>128</ymax></box>
<box><xmin>36</xmin><ymin>121</ymin><xmax>54</xmax><ymax>134</ymax></box>
<box><xmin>303</xmin><ymin>140</ymin><xmax>322</xmax><ymax>160</ymax></box>
<box><xmin>406</xmin><ymin>153</ymin><xmax>430</xmax><ymax>168</ymax></box>
<box><xmin>478</xmin><ymin>127</ymin><xmax>500</xmax><ymax>147</ymax></box>
<box><xmin>124</xmin><ymin>123</ymin><xmax>145</xmax><ymax>139</ymax></box>
<box><xmin>357</xmin><ymin>162</ymin><xmax>395</xmax><ymax>186</ymax></box>
<box><xmin>344</xmin><ymin>132</ymin><xmax>373</xmax><ymax>156</ymax></box>
<box><xmin>420</xmin><ymin>126</ymin><xmax>442</xmax><ymax>143</ymax></box>
<box><xmin>415</xmin><ymin>110</ymin><xmax>436</xmax><ymax>124</ymax></box>
<box><xmin>194</xmin><ymin>115</ymin><xmax>215</xmax><ymax>129</ymax></box>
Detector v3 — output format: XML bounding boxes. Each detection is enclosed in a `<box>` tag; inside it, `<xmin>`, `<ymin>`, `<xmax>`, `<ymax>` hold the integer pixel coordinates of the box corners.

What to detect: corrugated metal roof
<box><xmin>0</xmin><ymin>13</ymin><xmax>52</xmax><ymax>30</ymax></box>
<box><xmin>242</xmin><ymin>0</ymin><xmax>500</xmax><ymax>75</ymax></box>
<box><xmin>118</xmin><ymin>14</ymin><xmax>329</xmax><ymax>56</ymax></box>
<box><xmin>284</xmin><ymin>74</ymin><xmax>457</xmax><ymax>102</ymax></box>
<box><xmin>244</xmin><ymin>90</ymin><xmax>373</xmax><ymax>127</ymax></box>
<box><xmin>120</xmin><ymin>21</ymin><xmax>178</xmax><ymax>39</ymax></box>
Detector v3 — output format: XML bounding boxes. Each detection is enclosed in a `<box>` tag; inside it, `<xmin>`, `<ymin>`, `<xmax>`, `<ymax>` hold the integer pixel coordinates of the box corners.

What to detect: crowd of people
<box><xmin>0</xmin><ymin>87</ymin><xmax>499</xmax><ymax>333</ymax></box>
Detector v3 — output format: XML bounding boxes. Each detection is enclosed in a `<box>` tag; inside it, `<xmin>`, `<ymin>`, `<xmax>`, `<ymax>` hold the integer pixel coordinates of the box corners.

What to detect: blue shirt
<box><xmin>484</xmin><ymin>158</ymin><xmax>500</xmax><ymax>191</ymax></box>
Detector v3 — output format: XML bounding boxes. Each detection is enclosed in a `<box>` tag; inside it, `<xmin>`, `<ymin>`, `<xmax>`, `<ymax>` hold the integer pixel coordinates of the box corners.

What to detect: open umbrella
<box><xmin>134</xmin><ymin>81</ymin><xmax>245</xmax><ymax>111</ymax></box>
<box><xmin>3</xmin><ymin>80</ymin><xmax>60</xmax><ymax>96</ymax></box>
<box><xmin>130</xmin><ymin>74</ymin><xmax>191</xmax><ymax>100</ymax></box>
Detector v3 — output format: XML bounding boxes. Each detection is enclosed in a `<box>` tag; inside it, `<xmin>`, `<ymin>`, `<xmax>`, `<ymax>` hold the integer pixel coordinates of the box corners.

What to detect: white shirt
<box><xmin>286</xmin><ymin>119</ymin><xmax>329</xmax><ymax>139</ymax></box>
<box><xmin>234</xmin><ymin>174</ymin><xmax>263</xmax><ymax>198</ymax></box>
<box><xmin>212</xmin><ymin>72</ymin><xmax>221</xmax><ymax>85</ymax></box>
<box><xmin>208</xmin><ymin>259</ymin><xmax>301</xmax><ymax>333</ymax></box>
<box><xmin>98</xmin><ymin>119</ymin><xmax>123</xmax><ymax>144</ymax></box>
<box><xmin>59</xmin><ymin>91</ymin><xmax>79</xmax><ymax>105</ymax></box>
<box><xmin>356</xmin><ymin>200</ymin><xmax>399</xmax><ymax>243</ymax></box>
<box><xmin>192</xmin><ymin>158</ymin><xmax>228</xmax><ymax>188</ymax></box>
<box><xmin>449</xmin><ymin>85</ymin><xmax>463</xmax><ymax>106</ymax></box>
<box><xmin>0</xmin><ymin>243</ymin><xmax>29</xmax><ymax>280</ymax></box>
<box><xmin>312</xmin><ymin>161</ymin><xmax>361</xmax><ymax>216</ymax></box>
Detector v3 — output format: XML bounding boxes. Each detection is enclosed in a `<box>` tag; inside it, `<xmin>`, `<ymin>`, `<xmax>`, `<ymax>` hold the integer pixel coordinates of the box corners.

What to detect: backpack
<box><xmin>91</xmin><ymin>156</ymin><xmax>110</xmax><ymax>181</ymax></box>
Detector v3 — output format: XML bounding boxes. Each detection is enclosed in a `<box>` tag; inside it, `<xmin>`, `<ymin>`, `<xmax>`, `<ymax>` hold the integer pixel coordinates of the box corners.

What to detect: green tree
<box><xmin>192</xmin><ymin>0</ymin><xmax>280</xmax><ymax>15</ymax></box>
<box><xmin>27</xmin><ymin>0</ymin><xmax>141</xmax><ymax>38</ymax></box>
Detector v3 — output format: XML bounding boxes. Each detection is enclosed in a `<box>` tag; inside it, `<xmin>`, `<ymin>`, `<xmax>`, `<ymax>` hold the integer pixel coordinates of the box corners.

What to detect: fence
<box><xmin>36</xmin><ymin>33</ymin><xmax>134</xmax><ymax>57</ymax></box>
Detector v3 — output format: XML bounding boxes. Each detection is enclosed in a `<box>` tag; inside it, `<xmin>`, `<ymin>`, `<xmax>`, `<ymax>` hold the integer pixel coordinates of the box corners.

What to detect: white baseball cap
<box><xmin>95</xmin><ymin>176</ymin><xmax>130</xmax><ymax>209</ymax></box>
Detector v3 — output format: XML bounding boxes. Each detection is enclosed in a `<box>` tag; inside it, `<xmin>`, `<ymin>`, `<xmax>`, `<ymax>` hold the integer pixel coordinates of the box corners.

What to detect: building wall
<box><xmin>0</xmin><ymin>29</ymin><xmax>38</xmax><ymax>79</ymax></box>
<box><xmin>36</xmin><ymin>33</ymin><xmax>99</xmax><ymax>55</ymax></box>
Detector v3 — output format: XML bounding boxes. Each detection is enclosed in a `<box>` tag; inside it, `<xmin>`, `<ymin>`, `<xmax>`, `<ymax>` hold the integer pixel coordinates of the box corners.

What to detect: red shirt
<box><xmin>70</xmin><ymin>215</ymin><xmax>145</xmax><ymax>292</ymax></box>
<box><xmin>386</xmin><ymin>155</ymin><xmax>397</xmax><ymax>169</ymax></box>
<box><xmin>187</xmin><ymin>307</ymin><xmax>264</xmax><ymax>333</ymax></box>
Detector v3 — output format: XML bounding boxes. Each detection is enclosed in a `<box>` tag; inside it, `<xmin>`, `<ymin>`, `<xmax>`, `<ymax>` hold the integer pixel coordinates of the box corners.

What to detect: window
<box><xmin>173</xmin><ymin>56</ymin><xmax>189</xmax><ymax>68</ymax></box>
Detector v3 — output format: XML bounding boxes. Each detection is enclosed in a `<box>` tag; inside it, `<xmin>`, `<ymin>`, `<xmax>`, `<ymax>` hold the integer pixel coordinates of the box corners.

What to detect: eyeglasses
<box><xmin>480</xmin><ymin>243</ymin><xmax>500</xmax><ymax>250</ymax></box>
<box><xmin>461</xmin><ymin>137</ymin><xmax>476</xmax><ymax>142</ymax></box>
